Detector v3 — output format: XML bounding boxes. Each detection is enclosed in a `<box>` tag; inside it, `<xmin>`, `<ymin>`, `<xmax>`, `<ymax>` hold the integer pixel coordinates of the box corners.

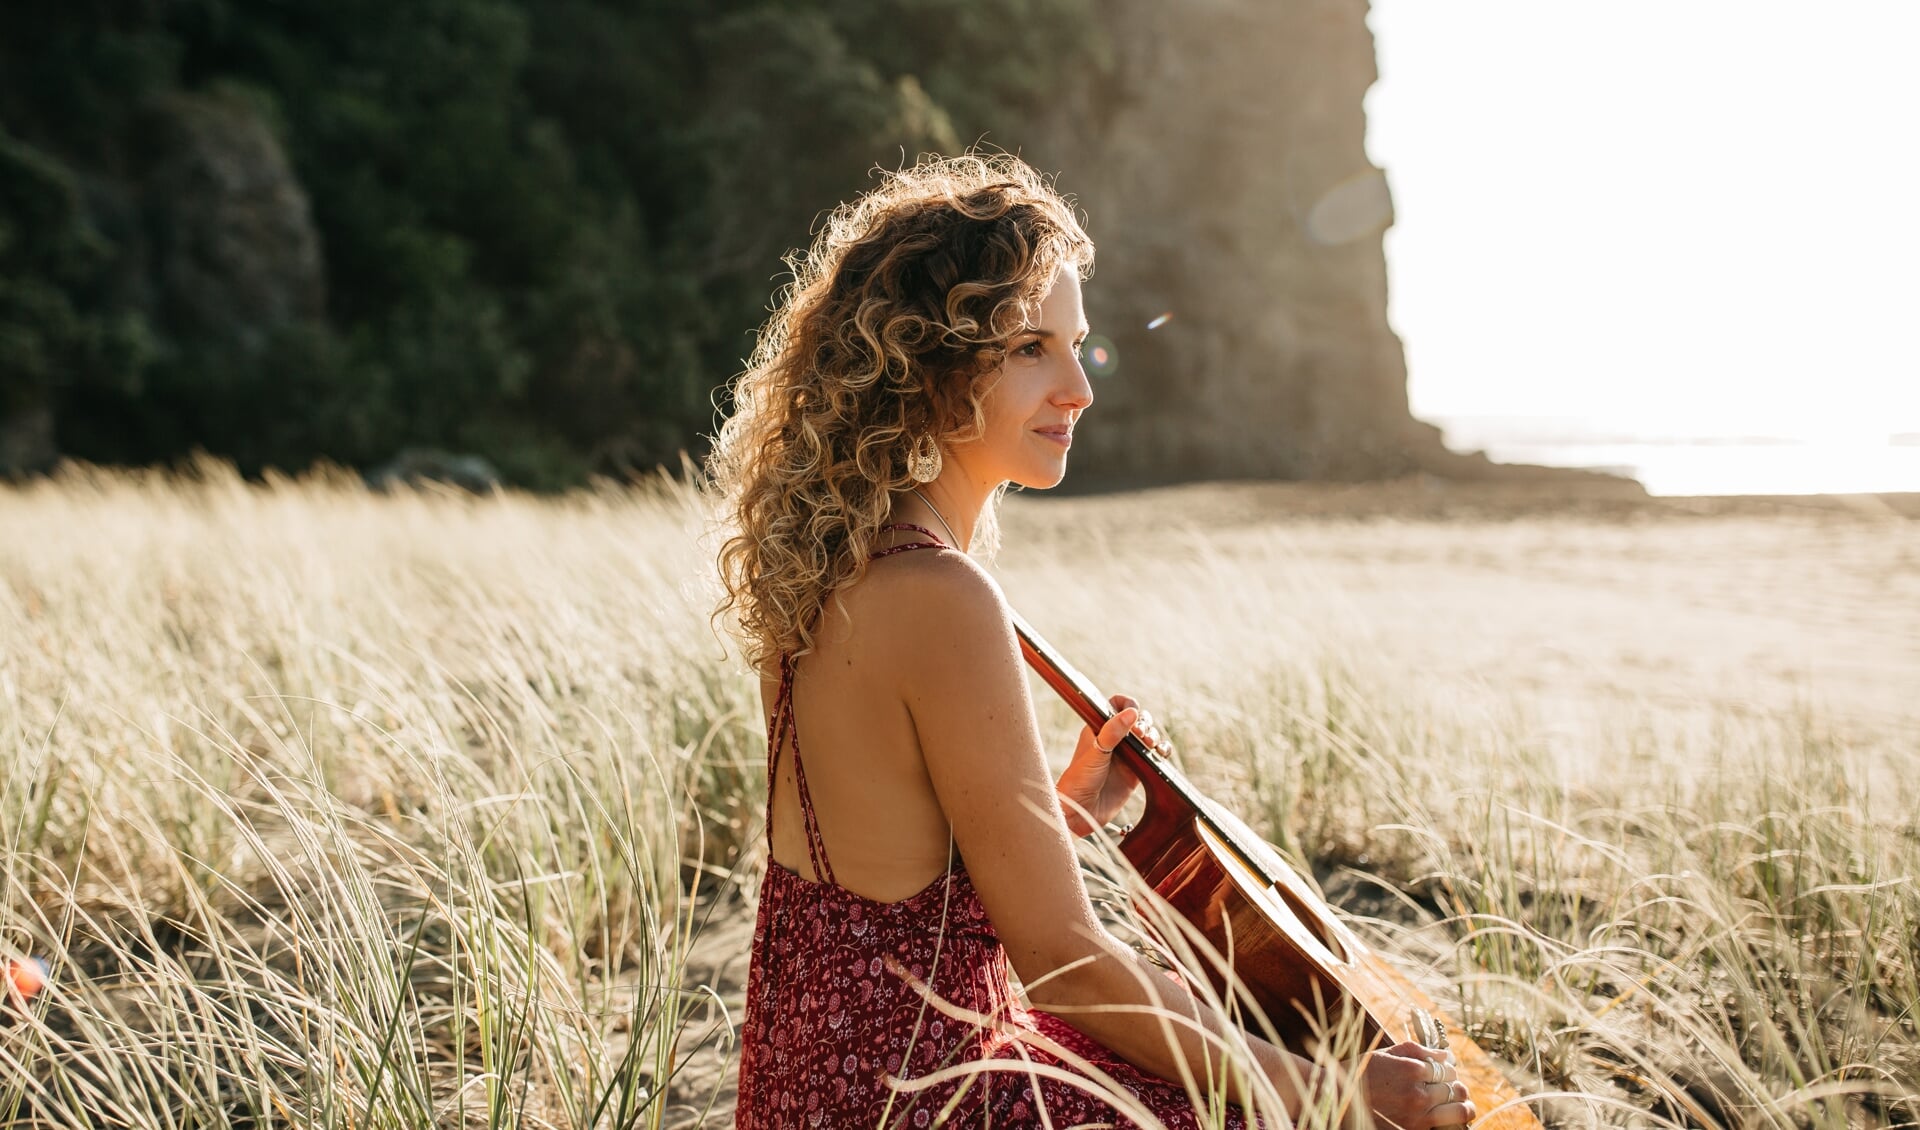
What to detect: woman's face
<box><xmin>950</xmin><ymin>264</ymin><xmax>1093</xmax><ymax>490</ymax></box>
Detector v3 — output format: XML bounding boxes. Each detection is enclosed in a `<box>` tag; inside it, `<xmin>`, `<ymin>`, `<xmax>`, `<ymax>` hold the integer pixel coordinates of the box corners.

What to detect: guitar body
<box><xmin>1121</xmin><ymin>805</ymin><xmax>1539</xmax><ymax>1130</ymax></box>
<box><xmin>1013</xmin><ymin>613</ymin><xmax>1541</xmax><ymax>1130</ymax></box>
<box><xmin>1121</xmin><ymin>761</ymin><xmax>1363</xmax><ymax>1050</ymax></box>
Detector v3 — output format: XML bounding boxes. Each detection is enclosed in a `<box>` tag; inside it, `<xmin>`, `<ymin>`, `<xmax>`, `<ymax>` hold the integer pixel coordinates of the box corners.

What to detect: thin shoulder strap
<box><xmin>871</xmin><ymin>521</ymin><xmax>947</xmax><ymax>558</ymax></box>
<box><xmin>766</xmin><ymin>651</ymin><xmax>838</xmax><ymax>886</ymax></box>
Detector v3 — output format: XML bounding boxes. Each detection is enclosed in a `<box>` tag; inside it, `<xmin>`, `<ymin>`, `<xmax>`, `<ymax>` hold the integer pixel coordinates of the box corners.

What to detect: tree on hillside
<box><xmin>0</xmin><ymin>1</ymin><xmax>1106</xmax><ymax>485</ymax></box>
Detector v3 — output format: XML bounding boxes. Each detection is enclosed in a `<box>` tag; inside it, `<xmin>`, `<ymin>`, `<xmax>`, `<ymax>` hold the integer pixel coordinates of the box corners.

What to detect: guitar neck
<box><xmin>1008</xmin><ymin>609</ymin><xmax>1281</xmax><ymax>887</ymax></box>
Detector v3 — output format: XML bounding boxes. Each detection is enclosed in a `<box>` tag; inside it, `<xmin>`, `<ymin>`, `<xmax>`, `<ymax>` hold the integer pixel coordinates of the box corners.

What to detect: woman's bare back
<box><xmin>759</xmin><ymin>534</ymin><xmax>960</xmax><ymax>902</ymax></box>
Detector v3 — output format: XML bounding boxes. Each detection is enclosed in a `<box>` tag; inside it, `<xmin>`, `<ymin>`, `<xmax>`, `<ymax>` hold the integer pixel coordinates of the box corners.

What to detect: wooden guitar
<box><xmin>1012</xmin><ymin>610</ymin><xmax>1540</xmax><ymax>1130</ymax></box>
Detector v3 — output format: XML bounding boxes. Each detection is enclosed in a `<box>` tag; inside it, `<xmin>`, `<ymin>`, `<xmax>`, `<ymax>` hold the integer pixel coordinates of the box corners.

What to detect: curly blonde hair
<box><xmin>707</xmin><ymin>152</ymin><xmax>1095</xmax><ymax>672</ymax></box>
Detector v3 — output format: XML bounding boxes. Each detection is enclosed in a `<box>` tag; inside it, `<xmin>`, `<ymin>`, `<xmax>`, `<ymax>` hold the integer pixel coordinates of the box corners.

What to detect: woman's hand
<box><xmin>1320</xmin><ymin>1043</ymin><xmax>1475</xmax><ymax>1130</ymax></box>
<box><xmin>1054</xmin><ymin>693</ymin><xmax>1157</xmax><ymax>836</ymax></box>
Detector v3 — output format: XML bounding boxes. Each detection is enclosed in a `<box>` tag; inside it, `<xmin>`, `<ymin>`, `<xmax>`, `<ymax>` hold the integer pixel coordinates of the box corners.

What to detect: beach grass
<box><xmin>1</xmin><ymin>461</ymin><xmax>1914</xmax><ymax>1128</ymax></box>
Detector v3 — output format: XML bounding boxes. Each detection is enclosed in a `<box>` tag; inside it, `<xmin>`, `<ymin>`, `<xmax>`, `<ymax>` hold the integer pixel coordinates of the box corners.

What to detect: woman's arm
<box><xmin>878</xmin><ymin>554</ymin><xmax>1276</xmax><ymax>1114</ymax></box>
<box><xmin>883</xmin><ymin>552</ymin><xmax>1473</xmax><ymax>1127</ymax></box>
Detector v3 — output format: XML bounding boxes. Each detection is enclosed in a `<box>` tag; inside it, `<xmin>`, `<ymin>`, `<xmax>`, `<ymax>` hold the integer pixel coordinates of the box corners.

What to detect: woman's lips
<box><xmin>1034</xmin><ymin>429</ymin><xmax>1072</xmax><ymax>448</ymax></box>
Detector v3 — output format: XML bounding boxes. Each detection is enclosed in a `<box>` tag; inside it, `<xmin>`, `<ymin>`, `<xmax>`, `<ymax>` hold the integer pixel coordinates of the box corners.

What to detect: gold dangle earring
<box><xmin>908</xmin><ymin>434</ymin><xmax>943</xmax><ymax>483</ymax></box>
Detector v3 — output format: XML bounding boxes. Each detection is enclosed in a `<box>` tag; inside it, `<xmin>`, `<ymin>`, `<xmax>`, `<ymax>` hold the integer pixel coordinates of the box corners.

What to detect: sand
<box><xmin>998</xmin><ymin>481</ymin><xmax>1920</xmax><ymax>781</ymax></box>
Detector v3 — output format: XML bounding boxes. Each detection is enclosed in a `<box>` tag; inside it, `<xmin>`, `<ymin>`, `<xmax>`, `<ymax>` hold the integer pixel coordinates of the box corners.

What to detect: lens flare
<box><xmin>1306</xmin><ymin>169</ymin><xmax>1392</xmax><ymax>246</ymax></box>
<box><xmin>1146</xmin><ymin>312</ymin><xmax>1173</xmax><ymax>330</ymax></box>
<box><xmin>1080</xmin><ymin>333</ymin><xmax>1119</xmax><ymax>378</ymax></box>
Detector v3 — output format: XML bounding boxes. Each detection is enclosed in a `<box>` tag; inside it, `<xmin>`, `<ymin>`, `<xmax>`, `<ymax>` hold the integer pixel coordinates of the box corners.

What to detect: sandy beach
<box><xmin>998</xmin><ymin>482</ymin><xmax>1920</xmax><ymax>774</ymax></box>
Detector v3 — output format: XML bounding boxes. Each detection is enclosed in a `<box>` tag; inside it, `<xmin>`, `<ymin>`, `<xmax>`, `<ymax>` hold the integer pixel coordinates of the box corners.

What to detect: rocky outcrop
<box><xmin>0</xmin><ymin>404</ymin><xmax>56</xmax><ymax>476</ymax></box>
<box><xmin>1024</xmin><ymin>0</ymin><xmax>1609</xmax><ymax>488</ymax></box>
<box><xmin>139</xmin><ymin>93</ymin><xmax>325</xmax><ymax>348</ymax></box>
<box><xmin>365</xmin><ymin>448</ymin><xmax>503</xmax><ymax>493</ymax></box>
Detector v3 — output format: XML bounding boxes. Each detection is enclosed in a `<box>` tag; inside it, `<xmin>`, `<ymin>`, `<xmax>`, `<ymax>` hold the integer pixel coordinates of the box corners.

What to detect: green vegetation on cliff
<box><xmin>0</xmin><ymin>2</ymin><xmax>1105</xmax><ymax>485</ymax></box>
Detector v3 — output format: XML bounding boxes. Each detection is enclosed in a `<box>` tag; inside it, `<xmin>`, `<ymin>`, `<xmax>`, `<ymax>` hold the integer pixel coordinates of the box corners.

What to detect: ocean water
<box><xmin>1434</xmin><ymin>418</ymin><xmax>1920</xmax><ymax>497</ymax></box>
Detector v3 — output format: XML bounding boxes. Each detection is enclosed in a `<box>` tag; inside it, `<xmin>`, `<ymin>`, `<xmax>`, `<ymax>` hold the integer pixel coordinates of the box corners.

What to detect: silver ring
<box><xmin>1427</xmin><ymin>1059</ymin><xmax>1447</xmax><ymax>1085</ymax></box>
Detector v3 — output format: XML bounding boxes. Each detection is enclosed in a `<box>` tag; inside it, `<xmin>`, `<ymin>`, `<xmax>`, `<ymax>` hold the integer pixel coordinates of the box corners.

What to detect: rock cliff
<box><xmin>0</xmin><ymin>3</ymin><xmax>1632</xmax><ymax>490</ymax></box>
<box><xmin>1024</xmin><ymin>0</ymin><xmax>1580</xmax><ymax>487</ymax></box>
<box><xmin>140</xmin><ymin>93</ymin><xmax>326</xmax><ymax>348</ymax></box>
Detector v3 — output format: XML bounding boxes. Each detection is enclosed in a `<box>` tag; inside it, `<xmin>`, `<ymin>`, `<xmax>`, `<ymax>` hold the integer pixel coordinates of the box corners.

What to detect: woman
<box><xmin>708</xmin><ymin>153</ymin><xmax>1476</xmax><ymax>1129</ymax></box>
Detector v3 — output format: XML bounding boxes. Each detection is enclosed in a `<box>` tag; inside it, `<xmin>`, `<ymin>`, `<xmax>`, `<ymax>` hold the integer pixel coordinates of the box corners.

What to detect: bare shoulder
<box><xmin>859</xmin><ymin>546</ymin><xmax>1006</xmax><ymax>617</ymax></box>
<box><xmin>852</xmin><ymin>548</ymin><xmax>1019</xmax><ymax>693</ymax></box>
<box><xmin>860</xmin><ymin>550</ymin><xmax>1102</xmax><ymax>980</ymax></box>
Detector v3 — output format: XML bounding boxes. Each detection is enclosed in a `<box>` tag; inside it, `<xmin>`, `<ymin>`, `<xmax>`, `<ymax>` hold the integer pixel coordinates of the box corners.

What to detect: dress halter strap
<box><xmin>868</xmin><ymin>522</ymin><xmax>948</xmax><ymax>558</ymax></box>
<box><xmin>768</xmin><ymin>651</ymin><xmax>837</xmax><ymax>885</ymax></box>
<box><xmin>765</xmin><ymin>522</ymin><xmax>950</xmax><ymax>886</ymax></box>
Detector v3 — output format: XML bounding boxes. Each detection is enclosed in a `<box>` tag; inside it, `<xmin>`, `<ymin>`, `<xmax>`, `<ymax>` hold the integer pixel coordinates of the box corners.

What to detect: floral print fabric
<box><xmin>733</xmin><ymin>526</ymin><xmax>1256</xmax><ymax>1128</ymax></box>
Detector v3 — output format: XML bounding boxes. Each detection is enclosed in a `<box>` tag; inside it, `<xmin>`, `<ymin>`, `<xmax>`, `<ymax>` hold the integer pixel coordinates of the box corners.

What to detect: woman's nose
<box><xmin>1059</xmin><ymin>356</ymin><xmax>1094</xmax><ymax>409</ymax></box>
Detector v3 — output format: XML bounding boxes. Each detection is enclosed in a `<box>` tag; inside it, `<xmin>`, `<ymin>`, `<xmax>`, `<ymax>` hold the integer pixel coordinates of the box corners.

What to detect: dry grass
<box><xmin>1</xmin><ymin>461</ymin><xmax>1915</xmax><ymax>1128</ymax></box>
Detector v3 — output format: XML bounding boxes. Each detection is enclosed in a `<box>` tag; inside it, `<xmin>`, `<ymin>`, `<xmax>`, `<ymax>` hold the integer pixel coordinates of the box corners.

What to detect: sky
<box><xmin>1364</xmin><ymin>1</ymin><xmax>1920</xmax><ymax>441</ymax></box>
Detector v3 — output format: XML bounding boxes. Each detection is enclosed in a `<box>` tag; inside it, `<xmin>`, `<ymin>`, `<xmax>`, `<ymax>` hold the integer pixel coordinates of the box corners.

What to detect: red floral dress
<box><xmin>735</xmin><ymin>524</ymin><xmax>1258</xmax><ymax>1128</ymax></box>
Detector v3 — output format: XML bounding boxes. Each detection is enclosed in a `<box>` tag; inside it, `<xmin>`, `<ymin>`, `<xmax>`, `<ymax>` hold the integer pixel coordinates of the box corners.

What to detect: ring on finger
<box><xmin>1426</xmin><ymin>1059</ymin><xmax>1447</xmax><ymax>1085</ymax></box>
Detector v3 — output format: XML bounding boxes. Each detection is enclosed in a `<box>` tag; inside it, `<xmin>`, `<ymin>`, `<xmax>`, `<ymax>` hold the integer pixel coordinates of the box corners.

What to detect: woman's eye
<box><xmin>1017</xmin><ymin>341</ymin><xmax>1043</xmax><ymax>358</ymax></box>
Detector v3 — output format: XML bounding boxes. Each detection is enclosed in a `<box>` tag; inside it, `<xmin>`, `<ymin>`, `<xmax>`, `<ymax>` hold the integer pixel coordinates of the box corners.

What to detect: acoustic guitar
<box><xmin>1012</xmin><ymin>610</ymin><xmax>1540</xmax><ymax>1130</ymax></box>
